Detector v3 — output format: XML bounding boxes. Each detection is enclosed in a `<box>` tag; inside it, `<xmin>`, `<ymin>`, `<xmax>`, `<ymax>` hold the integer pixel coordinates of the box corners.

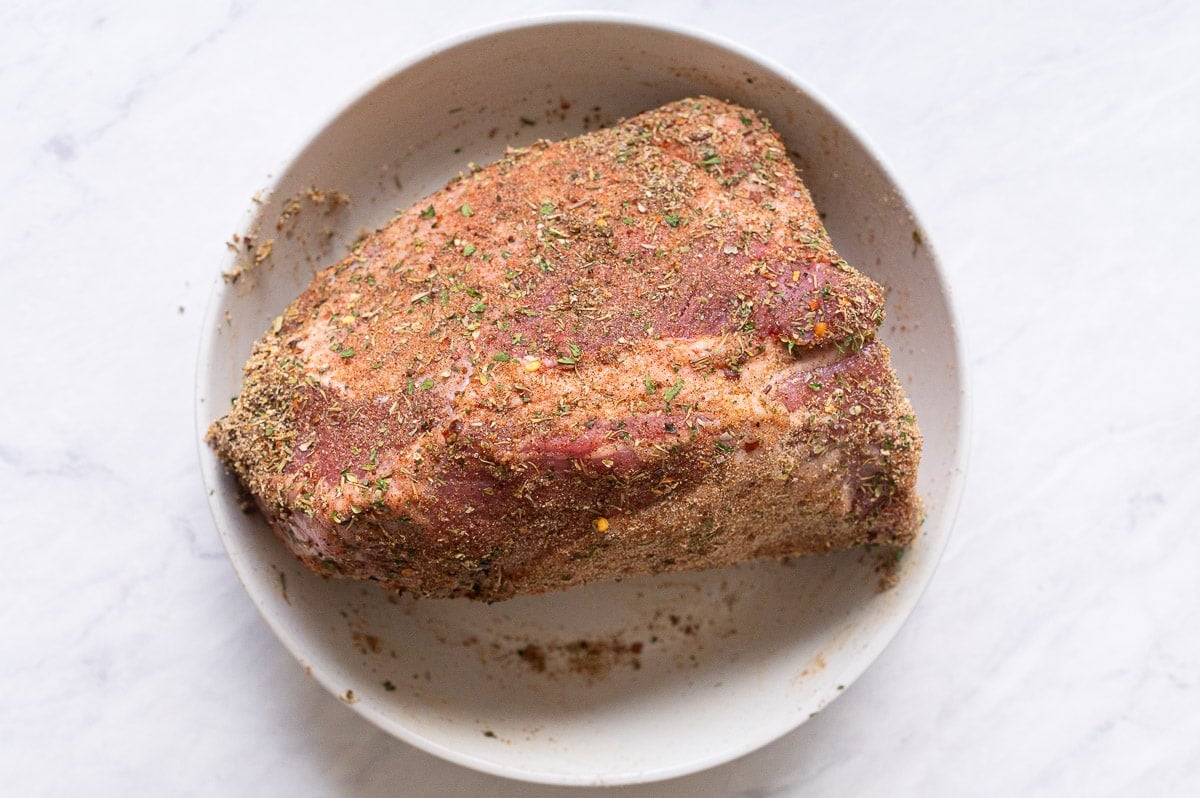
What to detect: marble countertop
<box><xmin>3</xmin><ymin>1</ymin><xmax>1197</xmax><ymax>794</ymax></box>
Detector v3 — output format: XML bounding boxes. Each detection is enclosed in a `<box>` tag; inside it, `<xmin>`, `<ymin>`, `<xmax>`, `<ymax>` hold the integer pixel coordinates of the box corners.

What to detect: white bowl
<box><xmin>196</xmin><ymin>14</ymin><xmax>967</xmax><ymax>786</ymax></box>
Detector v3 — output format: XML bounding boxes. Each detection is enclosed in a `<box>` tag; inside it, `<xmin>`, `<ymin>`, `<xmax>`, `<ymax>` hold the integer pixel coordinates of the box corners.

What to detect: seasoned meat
<box><xmin>208</xmin><ymin>97</ymin><xmax>922</xmax><ymax>600</ymax></box>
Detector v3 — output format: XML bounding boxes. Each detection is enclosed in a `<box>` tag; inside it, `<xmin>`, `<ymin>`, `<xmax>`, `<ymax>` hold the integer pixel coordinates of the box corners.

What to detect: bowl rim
<box><xmin>195</xmin><ymin>10</ymin><xmax>971</xmax><ymax>786</ymax></box>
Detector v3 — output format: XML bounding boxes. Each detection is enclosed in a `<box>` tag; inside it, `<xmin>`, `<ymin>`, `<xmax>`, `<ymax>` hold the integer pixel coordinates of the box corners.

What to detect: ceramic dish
<box><xmin>196</xmin><ymin>14</ymin><xmax>967</xmax><ymax>786</ymax></box>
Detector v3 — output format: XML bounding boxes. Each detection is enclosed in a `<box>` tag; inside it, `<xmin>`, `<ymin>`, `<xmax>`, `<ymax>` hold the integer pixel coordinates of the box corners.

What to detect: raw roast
<box><xmin>208</xmin><ymin>97</ymin><xmax>923</xmax><ymax>600</ymax></box>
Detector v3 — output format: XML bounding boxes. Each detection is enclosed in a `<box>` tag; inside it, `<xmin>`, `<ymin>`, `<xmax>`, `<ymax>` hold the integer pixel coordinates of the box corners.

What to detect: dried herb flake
<box><xmin>663</xmin><ymin>378</ymin><xmax>684</xmax><ymax>404</ymax></box>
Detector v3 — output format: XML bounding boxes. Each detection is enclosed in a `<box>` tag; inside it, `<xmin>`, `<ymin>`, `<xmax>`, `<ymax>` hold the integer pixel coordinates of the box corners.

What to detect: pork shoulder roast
<box><xmin>208</xmin><ymin>97</ymin><xmax>922</xmax><ymax>600</ymax></box>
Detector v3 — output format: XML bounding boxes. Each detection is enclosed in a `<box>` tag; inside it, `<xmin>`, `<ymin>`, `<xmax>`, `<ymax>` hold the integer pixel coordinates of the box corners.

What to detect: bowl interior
<box><xmin>197</xmin><ymin>18</ymin><xmax>965</xmax><ymax>786</ymax></box>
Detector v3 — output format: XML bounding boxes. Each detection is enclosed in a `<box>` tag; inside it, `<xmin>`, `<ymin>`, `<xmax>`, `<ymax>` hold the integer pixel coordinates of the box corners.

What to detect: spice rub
<box><xmin>207</xmin><ymin>97</ymin><xmax>922</xmax><ymax>600</ymax></box>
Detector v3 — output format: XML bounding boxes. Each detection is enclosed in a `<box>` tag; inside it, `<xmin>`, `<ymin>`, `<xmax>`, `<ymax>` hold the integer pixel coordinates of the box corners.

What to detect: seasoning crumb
<box><xmin>873</xmin><ymin>546</ymin><xmax>906</xmax><ymax>591</ymax></box>
<box><xmin>515</xmin><ymin>637</ymin><xmax>643</xmax><ymax>678</ymax></box>
<box><xmin>517</xmin><ymin>644</ymin><xmax>547</xmax><ymax>673</ymax></box>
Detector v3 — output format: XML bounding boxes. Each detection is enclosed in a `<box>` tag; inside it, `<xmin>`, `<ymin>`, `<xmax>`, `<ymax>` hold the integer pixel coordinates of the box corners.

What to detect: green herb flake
<box><xmin>557</xmin><ymin>343</ymin><xmax>581</xmax><ymax>366</ymax></box>
<box><xmin>419</xmin><ymin>205</ymin><xmax>436</xmax><ymax>219</ymax></box>
<box><xmin>644</xmin><ymin>375</ymin><xmax>658</xmax><ymax>394</ymax></box>
<box><xmin>808</xmin><ymin>381</ymin><xmax>823</xmax><ymax>391</ymax></box>
<box><xmin>469</xmin><ymin>300</ymin><xmax>486</xmax><ymax>313</ymax></box>
<box><xmin>714</xmin><ymin>440</ymin><xmax>733</xmax><ymax>453</ymax></box>
<box><xmin>340</xmin><ymin>347</ymin><xmax>355</xmax><ymax>358</ymax></box>
<box><xmin>492</xmin><ymin>352</ymin><xmax>511</xmax><ymax>362</ymax></box>
<box><xmin>463</xmin><ymin>243</ymin><xmax>477</xmax><ymax>257</ymax></box>
<box><xmin>520</xmin><ymin>116</ymin><xmax>536</xmax><ymax>126</ymax></box>
<box><xmin>420</xmin><ymin>378</ymin><xmax>435</xmax><ymax>390</ymax></box>
<box><xmin>663</xmin><ymin>378</ymin><xmax>685</xmax><ymax>404</ymax></box>
<box><xmin>663</xmin><ymin>212</ymin><xmax>681</xmax><ymax>228</ymax></box>
<box><xmin>459</xmin><ymin>203</ymin><xmax>474</xmax><ymax>217</ymax></box>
